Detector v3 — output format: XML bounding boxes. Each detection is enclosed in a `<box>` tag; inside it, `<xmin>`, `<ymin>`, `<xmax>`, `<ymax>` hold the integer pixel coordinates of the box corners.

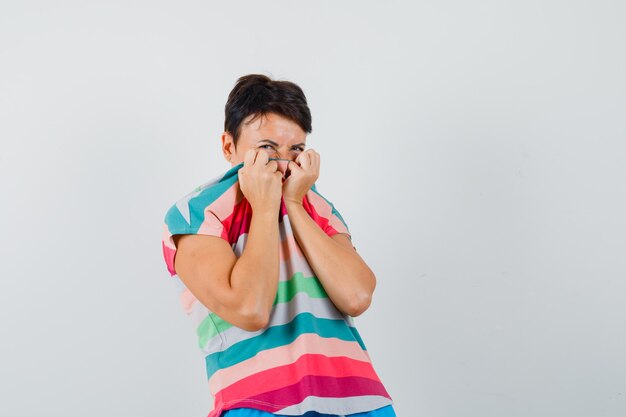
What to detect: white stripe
<box><xmin>275</xmin><ymin>395</ymin><xmax>393</xmax><ymax>415</ymax></box>
<box><xmin>200</xmin><ymin>291</ymin><xmax>351</xmax><ymax>354</ymax></box>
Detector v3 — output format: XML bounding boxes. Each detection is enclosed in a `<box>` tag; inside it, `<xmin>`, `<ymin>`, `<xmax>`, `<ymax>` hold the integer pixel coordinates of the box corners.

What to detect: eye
<box><xmin>293</xmin><ymin>147</ymin><xmax>305</xmax><ymax>152</ymax></box>
<box><xmin>259</xmin><ymin>144</ymin><xmax>274</xmax><ymax>150</ymax></box>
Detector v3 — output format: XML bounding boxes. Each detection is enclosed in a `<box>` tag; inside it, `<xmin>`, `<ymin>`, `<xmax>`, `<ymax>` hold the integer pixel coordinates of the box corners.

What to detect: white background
<box><xmin>1</xmin><ymin>1</ymin><xmax>625</xmax><ymax>416</ymax></box>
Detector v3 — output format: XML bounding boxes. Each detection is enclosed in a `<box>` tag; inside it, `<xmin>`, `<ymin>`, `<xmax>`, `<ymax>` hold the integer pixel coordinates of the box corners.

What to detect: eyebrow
<box><xmin>258</xmin><ymin>139</ymin><xmax>306</xmax><ymax>147</ymax></box>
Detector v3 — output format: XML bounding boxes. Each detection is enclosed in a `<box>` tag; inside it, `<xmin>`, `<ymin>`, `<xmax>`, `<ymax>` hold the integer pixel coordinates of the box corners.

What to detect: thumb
<box><xmin>288</xmin><ymin>160</ymin><xmax>302</xmax><ymax>172</ymax></box>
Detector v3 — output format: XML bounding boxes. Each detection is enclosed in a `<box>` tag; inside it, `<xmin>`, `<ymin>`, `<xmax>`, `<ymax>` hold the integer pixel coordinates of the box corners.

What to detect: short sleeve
<box><xmin>306</xmin><ymin>185</ymin><xmax>352</xmax><ymax>242</ymax></box>
<box><xmin>323</xmin><ymin>201</ymin><xmax>352</xmax><ymax>241</ymax></box>
<box><xmin>161</xmin><ymin>201</ymin><xmax>229</xmax><ymax>277</ymax></box>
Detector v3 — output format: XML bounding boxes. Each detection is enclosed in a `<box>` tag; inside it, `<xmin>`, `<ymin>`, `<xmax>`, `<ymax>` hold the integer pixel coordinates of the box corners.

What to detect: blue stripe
<box><xmin>164</xmin><ymin>171</ymin><xmax>238</xmax><ymax>234</ymax></box>
<box><xmin>221</xmin><ymin>404</ymin><xmax>396</xmax><ymax>417</ymax></box>
<box><xmin>205</xmin><ymin>312</ymin><xmax>366</xmax><ymax>379</ymax></box>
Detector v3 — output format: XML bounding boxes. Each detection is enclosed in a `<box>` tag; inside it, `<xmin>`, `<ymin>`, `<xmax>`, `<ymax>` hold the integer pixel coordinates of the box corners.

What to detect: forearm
<box><xmin>230</xmin><ymin>209</ymin><xmax>280</xmax><ymax>323</ymax></box>
<box><xmin>285</xmin><ymin>200</ymin><xmax>375</xmax><ymax>316</ymax></box>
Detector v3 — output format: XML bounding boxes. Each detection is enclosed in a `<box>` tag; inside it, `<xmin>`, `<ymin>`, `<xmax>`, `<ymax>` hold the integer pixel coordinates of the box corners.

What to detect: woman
<box><xmin>161</xmin><ymin>74</ymin><xmax>397</xmax><ymax>417</ymax></box>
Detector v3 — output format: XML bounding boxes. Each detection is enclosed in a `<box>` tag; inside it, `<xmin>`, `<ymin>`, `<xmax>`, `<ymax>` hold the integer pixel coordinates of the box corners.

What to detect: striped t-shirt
<box><xmin>161</xmin><ymin>161</ymin><xmax>394</xmax><ymax>417</ymax></box>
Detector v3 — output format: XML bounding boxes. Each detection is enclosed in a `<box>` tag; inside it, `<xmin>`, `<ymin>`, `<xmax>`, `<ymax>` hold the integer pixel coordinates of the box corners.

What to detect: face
<box><xmin>222</xmin><ymin>112</ymin><xmax>307</xmax><ymax>166</ymax></box>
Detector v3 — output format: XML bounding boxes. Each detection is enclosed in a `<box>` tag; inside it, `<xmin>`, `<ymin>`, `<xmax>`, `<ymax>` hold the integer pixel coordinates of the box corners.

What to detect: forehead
<box><xmin>241</xmin><ymin>112</ymin><xmax>306</xmax><ymax>141</ymax></box>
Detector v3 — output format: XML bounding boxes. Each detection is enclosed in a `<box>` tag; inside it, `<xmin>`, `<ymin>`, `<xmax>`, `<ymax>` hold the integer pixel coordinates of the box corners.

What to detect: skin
<box><xmin>174</xmin><ymin>112</ymin><xmax>376</xmax><ymax>332</ymax></box>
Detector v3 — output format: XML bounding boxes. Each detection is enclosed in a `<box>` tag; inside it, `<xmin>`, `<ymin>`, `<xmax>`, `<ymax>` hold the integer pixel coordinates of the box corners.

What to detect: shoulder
<box><xmin>165</xmin><ymin>172</ymin><xmax>241</xmax><ymax>232</ymax></box>
<box><xmin>162</xmin><ymin>171</ymin><xmax>241</xmax><ymax>276</ymax></box>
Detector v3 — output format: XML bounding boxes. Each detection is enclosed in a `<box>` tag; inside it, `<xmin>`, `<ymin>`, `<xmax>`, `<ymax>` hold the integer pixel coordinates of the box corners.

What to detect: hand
<box><xmin>238</xmin><ymin>149</ymin><xmax>283</xmax><ymax>213</ymax></box>
<box><xmin>282</xmin><ymin>149</ymin><xmax>320</xmax><ymax>205</ymax></box>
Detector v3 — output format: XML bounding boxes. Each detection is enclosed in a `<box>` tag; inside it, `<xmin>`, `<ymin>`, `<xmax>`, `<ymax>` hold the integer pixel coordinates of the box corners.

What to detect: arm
<box><xmin>174</xmin><ymin>150</ymin><xmax>283</xmax><ymax>332</ymax></box>
<box><xmin>174</xmin><ymin>208</ymin><xmax>280</xmax><ymax>331</ymax></box>
<box><xmin>284</xmin><ymin>199</ymin><xmax>376</xmax><ymax>317</ymax></box>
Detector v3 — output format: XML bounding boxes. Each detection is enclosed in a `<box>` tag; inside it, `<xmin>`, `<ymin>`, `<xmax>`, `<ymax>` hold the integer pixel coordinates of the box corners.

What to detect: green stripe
<box><xmin>277</xmin><ymin>271</ymin><xmax>328</xmax><ymax>302</ymax></box>
<box><xmin>197</xmin><ymin>272</ymin><xmax>328</xmax><ymax>349</ymax></box>
<box><xmin>204</xmin><ymin>312</ymin><xmax>365</xmax><ymax>379</ymax></box>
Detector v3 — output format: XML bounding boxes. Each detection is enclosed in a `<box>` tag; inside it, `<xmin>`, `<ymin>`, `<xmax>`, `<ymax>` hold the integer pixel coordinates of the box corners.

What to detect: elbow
<box><xmin>248</xmin><ymin>312</ymin><xmax>270</xmax><ymax>331</ymax></box>
<box><xmin>237</xmin><ymin>306</ymin><xmax>270</xmax><ymax>332</ymax></box>
<box><xmin>347</xmin><ymin>292</ymin><xmax>372</xmax><ymax>317</ymax></box>
<box><xmin>347</xmin><ymin>272</ymin><xmax>376</xmax><ymax>317</ymax></box>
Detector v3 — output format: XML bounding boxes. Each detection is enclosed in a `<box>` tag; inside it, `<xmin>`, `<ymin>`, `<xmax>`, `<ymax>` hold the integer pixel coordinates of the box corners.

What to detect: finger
<box><xmin>299</xmin><ymin>149</ymin><xmax>312</xmax><ymax>171</ymax></box>
<box><xmin>288</xmin><ymin>160</ymin><xmax>303</xmax><ymax>173</ymax></box>
<box><xmin>244</xmin><ymin>149</ymin><xmax>257</xmax><ymax>167</ymax></box>
<box><xmin>266</xmin><ymin>159</ymin><xmax>278</xmax><ymax>172</ymax></box>
<box><xmin>311</xmin><ymin>151</ymin><xmax>320</xmax><ymax>172</ymax></box>
<box><xmin>295</xmin><ymin>150</ymin><xmax>307</xmax><ymax>165</ymax></box>
<box><xmin>308</xmin><ymin>149</ymin><xmax>319</xmax><ymax>164</ymax></box>
<box><xmin>255</xmin><ymin>149</ymin><xmax>269</xmax><ymax>166</ymax></box>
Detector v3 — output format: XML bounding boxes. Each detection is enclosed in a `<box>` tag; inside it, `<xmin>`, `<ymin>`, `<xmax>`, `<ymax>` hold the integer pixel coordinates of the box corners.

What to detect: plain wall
<box><xmin>1</xmin><ymin>1</ymin><xmax>625</xmax><ymax>416</ymax></box>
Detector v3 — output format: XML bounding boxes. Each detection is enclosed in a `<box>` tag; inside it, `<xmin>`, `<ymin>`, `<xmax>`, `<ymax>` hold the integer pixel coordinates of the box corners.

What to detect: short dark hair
<box><xmin>224</xmin><ymin>74</ymin><xmax>312</xmax><ymax>149</ymax></box>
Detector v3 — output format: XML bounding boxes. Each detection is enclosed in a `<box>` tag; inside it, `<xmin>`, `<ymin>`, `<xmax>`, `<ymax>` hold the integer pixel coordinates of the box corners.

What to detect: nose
<box><xmin>274</xmin><ymin>159</ymin><xmax>290</xmax><ymax>177</ymax></box>
<box><xmin>268</xmin><ymin>149</ymin><xmax>295</xmax><ymax>162</ymax></box>
<box><xmin>266</xmin><ymin>151</ymin><xmax>293</xmax><ymax>179</ymax></box>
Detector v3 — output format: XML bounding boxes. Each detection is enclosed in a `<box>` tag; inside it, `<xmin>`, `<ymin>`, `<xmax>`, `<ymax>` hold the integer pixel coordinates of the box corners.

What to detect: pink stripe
<box><xmin>221</xmin><ymin>198</ymin><xmax>250</xmax><ymax>245</ymax></box>
<box><xmin>162</xmin><ymin>242</ymin><xmax>176</xmax><ymax>276</ymax></box>
<box><xmin>207</xmin><ymin>182</ymin><xmax>242</xmax><ymax>220</ymax></box>
<box><xmin>210</xmin><ymin>188</ymin><xmax>346</xmax><ymax>248</ymax></box>
<box><xmin>278</xmin><ymin>228</ymin><xmax>306</xmax><ymax>262</ymax></box>
<box><xmin>179</xmin><ymin>287</ymin><xmax>197</xmax><ymax>315</ymax></box>
<box><xmin>197</xmin><ymin>208</ymin><xmax>226</xmax><ymax>240</ymax></box>
<box><xmin>208</xmin><ymin>333</ymin><xmax>369</xmax><ymax>393</ymax></box>
<box><xmin>162</xmin><ymin>223</ymin><xmax>177</xmax><ymax>276</ymax></box>
<box><xmin>218</xmin><ymin>353</ymin><xmax>380</xmax><ymax>401</ymax></box>
<box><xmin>304</xmin><ymin>190</ymin><xmax>349</xmax><ymax>235</ymax></box>
<box><xmin>162</xmin><ymin>222</ymin><xmax>176</xmax><ymax>250</ymax></box>
<box><xmin>247</xmin><ymin>375</ymin><xmax>390</xmax><ymax>411</ymax></box>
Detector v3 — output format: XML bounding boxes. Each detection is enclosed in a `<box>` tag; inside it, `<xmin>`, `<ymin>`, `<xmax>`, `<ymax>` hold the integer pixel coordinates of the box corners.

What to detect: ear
<box><xmin>221</xmin><ymin>132</ymin><xmax>235</xmax><ymax>160</ymax></box>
